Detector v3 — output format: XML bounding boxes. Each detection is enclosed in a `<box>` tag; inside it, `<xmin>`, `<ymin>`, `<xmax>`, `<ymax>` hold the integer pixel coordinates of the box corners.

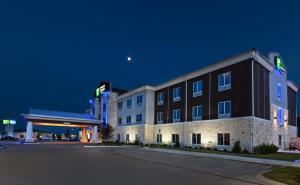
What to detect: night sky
<box><xmin>0</xmin><ymin>0</ymin><xmax>299</xmax><ymax>129</ymax></box>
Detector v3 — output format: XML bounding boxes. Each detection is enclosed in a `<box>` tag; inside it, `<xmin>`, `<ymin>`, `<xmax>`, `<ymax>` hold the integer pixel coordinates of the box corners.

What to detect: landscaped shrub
<box><xmin>243</xmin><ymin>149</ymin><xmax>249</xmax><ymax>154</ymax></box>
<box><xmin>232</xmin><ymin>140</ymin><xmax>242</xmax><ymax>153</ymax></box>
<box><xmin>174</xmin><ymin>140</ymin><xmax>180</xmax><ymax>148</ymax></box>
<box><xmin>253</xmin><ymin>143</ymin><xmax>279</xmax><ymax>154</ymax></box>
<box><xmin>145</xmin><ymin>143</ymin><xmax>149</xmax><ymax>147</ymax></box>
<box><xmin>134</xmin><ymin>140</ymin><xmax>140</xmax><ymax>145</ymax></box>
<box><xmin>223</xmin><ymin>149</ymin><xmax>227</xmax><ymax>152</ymax></box>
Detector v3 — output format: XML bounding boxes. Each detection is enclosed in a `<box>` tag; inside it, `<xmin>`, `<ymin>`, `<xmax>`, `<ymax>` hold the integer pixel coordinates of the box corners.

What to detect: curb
<box><xmin>145</xmin><ymin>148</ymin><xmax>300</xmax><ymax>167</ymax></box>
<box><xmin>256</xmin><ymin>173</ymin><xmax>286</xmax><ymax>185</ymax></box>
<box><xmin>83</xmin><ymin>145</ymin><xmax>129</xmax><ymax>148</ymax></box>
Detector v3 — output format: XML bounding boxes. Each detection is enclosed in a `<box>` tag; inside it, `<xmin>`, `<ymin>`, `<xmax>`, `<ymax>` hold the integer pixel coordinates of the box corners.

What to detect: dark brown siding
<box><xmin>154</xmin><ymin>87</ymin><xmax>169</xmax><ymax>124</ymax></box>
<box><xmin>288</xmin><ymin>87</ymin><xmax>297</xmax><ymax>126</ymax></box>
<box><xmin>154</xmin><ymin>59</ymin><xmax>272</xmax><ymax>123</ymax></box>
<box><xmin>187</xmin><ymin>74</ymin><xmax>209</xmax><ymax>121</ymax></box>
<box><xmin>210</xmin><ymin>60</ymin><xmax>253</xmax><ymax>119</ymax></box>
<box><xmin>168</xmin><ymin>82</ymin><xmax>186</xmax><ymax>122</ymax></box>
<box><xmin>253</xmin><ymin>62</ymin><xmax>270</xmax><ymax>120</ymax></box>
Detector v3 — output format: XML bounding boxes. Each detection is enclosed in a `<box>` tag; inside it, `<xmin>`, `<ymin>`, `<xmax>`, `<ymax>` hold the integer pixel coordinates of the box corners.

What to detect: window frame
<box><xmin>118</xmin><ymin>117</ymin><xmax>122</xmax><ymax>125</ymax></box>
<box><xmin>192</xmin><ymin>105</ymin><xmax>203</xmax><ymax>121</ymax></box>
<box><xmin>127</xmin><ymin>99</ymin><xmax>132</xmax><ymax>109</ymax></box>
<box><xmin>157</xmin><ymin>134</ymin><xmax>162</xmax><ymax>143</ymax></box>
<box><xmin>157</xmin><ymin>92</ymin><xmax>164</xmax><ymax>105</ymax></box>
<box><xmin>136</xmin><ymin>95</ymin><xmax>143</xmax><ymax>105</ymax></box>
<box><xmin>173</xmin><ymin>87</ymin><xmax>181</xmax><ymax>102</ymax></box>
<box><xmin>218</xmin><ymin>101</ymin><xmax>231</xmax><ymax>118</ymax></box>
<box><xmin>218</xmin><ymin>72</ymin><xmax>231</xmax><ymax>91</ymax></box>
<box><xmin>157</xmin><ymin>112</ymin><xmax>164</xmax><ymax>124</ymax></box>
<box><xmin>136</xmin><ymin>114</ymin><xmax>142</xmax><ymax>123</ymax></box>
<box><xmin>118</xmin><ymin>102</ymin><xmax>123</xmax><ymax>110</ymax></box>
<box><xmin>193</xmin><ymin>80</ymin><xmax>203</xmax><ymax>97</ymax></box>
<box><xmin>171</xmin><ymin>134</ymin><xmax>179</xmax><ymax>144</ymax></box>
<box><xmin>125</xmin><ymin>134</ymin><xmax>130</xmax><ymax>142</ymax></box>
<box><xmin>126</xmin><ymin>116</ymin><xmax>131</xmax><ymax>124</ymax></box>
<box><xmin>172</xmin><ymin>109</ymin><xmax>181</xmax><ymax>123</ymax></box>
<box><xmin>217</xmin><ymin>133</ymin><xmax>230</xmax><ymax>146</ymax></box>
<box><xmin>192</xmin><ymin>133</ymin><xmax>201</xmax><ymax>145</ymax></box>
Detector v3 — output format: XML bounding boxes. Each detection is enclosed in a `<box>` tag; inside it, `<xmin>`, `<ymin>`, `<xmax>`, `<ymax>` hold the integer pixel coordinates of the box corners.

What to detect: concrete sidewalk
<box><xmin>146</xmin><ymin>147</ymin><xmax>300</xmax><ymax>167</ymax></box>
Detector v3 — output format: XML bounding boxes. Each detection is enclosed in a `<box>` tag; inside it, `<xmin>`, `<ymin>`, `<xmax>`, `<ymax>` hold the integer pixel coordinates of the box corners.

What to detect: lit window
<box><xmin>173</xmin><ymin>87</ymin><xmax>181</xmax><ymax>102</ymax></box>
<box><xmin>192</xmin><ymin>105</ymin><xmax>203</xmax><ymax>121</ymax></box>
<box><xmin>136</xmin><ymin>114</ymin><xmax>142</xmax><ymax>123</ymax></box>
<box><xmin>193</xmin><ymin>81</ymin><xmax>203</xmax><ymax>97</ymax></box>
<box><xmin>157</xmin><ymin>92</ymin><xmax>164</xmax><ymax>105</ymax></box>
<box><xmin>126</xmin><ymin>116</ymin><xmax>131</xmax><ymax>124</ymax></box>
<box><xmin>218</xmin><ymin>72</ymin><xmax>231</xmax><ymax>91</ymax></box>
<box><xmin>277</xmin><ymin>83</ymin><xmax>282</xmax><ymax>100</ymax></box>
<box><xmin>172</xmin><ymin>109</ymin><xmax>181</xmax><ymax>122</ymax></box>
<box><xmin>218</xmin><ymin>101</ymin><xmax>231</xmax><ymax>118</ymax></box>
<box><xmin>217</xmin><ymin>133</ymin><xmax>230</xmax><ymax>145</ymax></box>
<box><xmin>277</xmin><ymin>108</ymin><xmax>283</xmax><ymax>126</ymax></box>
<box><xmin>157</xmin><ymin>112</ymin><xmax>164</xmax><ymax>123</ymax></box>
<box><xmin>136</xmin><ymin>95</ymin><xmax>143</xmax><ymax>105</ymax></box>
<box><xmin>127</xmin><ymin>99</ymin><xmax>132</xmax><ymax>109</ymax></box>
<box><xmin>192</xmin><ymin>134</ymin><xmax>201</xmax><ymax>145</ymax></box>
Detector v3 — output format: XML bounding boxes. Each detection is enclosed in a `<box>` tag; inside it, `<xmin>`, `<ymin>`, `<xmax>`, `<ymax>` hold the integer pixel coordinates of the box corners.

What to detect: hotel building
<box><xmin>92</xmin><ymin>49</ymin><xmax>298</xmax><ymax>151</ymax></box>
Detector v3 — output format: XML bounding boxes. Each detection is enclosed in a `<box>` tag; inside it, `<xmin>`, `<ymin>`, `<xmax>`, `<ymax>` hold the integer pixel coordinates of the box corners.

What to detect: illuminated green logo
<box><xmin>96</xmin><ymin>88</ymin><xmax>100</xmax><ymax>97</ymax></box>
<box><xmin>2</xmin><ymin>120</ymin><xmax>16</xmax><ymax>125</ymax></box>
<box><xmin>3</xmin><ymin>120</ymin><xmax>9</xmax><ymax>125</ymax></box>
<box><xmin>274</xmin><ymin>56</ymin><xmax>285</xmax><ymax>74</ymax></box>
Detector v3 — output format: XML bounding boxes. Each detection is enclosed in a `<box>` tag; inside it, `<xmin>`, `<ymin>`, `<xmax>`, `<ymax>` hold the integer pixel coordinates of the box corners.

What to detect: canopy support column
<box><xmin>25</xmin><ymin>121</ymin><xmax>34</xmax><ymax>143</ymax></box>
<box><xmin>91</xmin><ymin>126</ymin><xmax>99</xmax><ymax>143</ymax></box>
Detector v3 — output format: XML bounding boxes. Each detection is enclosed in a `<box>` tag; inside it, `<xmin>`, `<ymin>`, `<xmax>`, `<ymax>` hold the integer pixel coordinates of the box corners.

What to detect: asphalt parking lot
<box><xmin>0</xmin><ymin>144</ymin><xmax>273</xmax><ymax>185</ymax></box>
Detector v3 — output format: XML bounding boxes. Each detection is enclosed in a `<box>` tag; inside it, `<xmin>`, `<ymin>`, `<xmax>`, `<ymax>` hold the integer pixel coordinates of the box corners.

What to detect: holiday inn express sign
<box><xmin>274</xmin><ymin>56</ymin><xmax>285</xmax><ymax>74</ymax></box>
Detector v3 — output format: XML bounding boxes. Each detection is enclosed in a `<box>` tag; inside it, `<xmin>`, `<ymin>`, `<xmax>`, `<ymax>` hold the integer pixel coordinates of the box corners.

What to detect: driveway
<box><xmin>0</xmin><ymin>144</ymin><xmax>273</xmax><ymax>185</ymax></box>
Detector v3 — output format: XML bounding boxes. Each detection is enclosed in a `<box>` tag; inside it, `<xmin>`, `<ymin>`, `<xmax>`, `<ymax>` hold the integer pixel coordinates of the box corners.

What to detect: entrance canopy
<box><xmin>21</xmin><ymin>109</ymin><xmax>102</xmax><ymax>143</ymax></box>
<box><xmin>21</xmin><ymin>109</ymin><xmax>102</xmax><ymax>128</ymax></box>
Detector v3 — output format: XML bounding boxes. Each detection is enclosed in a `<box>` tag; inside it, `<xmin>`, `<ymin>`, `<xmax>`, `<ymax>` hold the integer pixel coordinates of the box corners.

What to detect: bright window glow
<box><xmin>277</xmin><ymin>108</ymin><xmax>283</xmax><ymax>126</ymax></box>
<box><xmin>277</xmin><ymin>83</ymin><xmax>282</xmax><ymax>100</ymax></box>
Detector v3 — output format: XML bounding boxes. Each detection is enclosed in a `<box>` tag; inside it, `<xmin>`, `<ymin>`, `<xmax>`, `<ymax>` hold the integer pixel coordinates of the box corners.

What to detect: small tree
<box><xmin>100</xmin><ymin>124</ymin><xmax>114</xmax><ymax>143</ymax></box>
<box><xmin>232</xmin><ymin>140</ymin><xmax>242</xmax><ymax>153</ymax></box>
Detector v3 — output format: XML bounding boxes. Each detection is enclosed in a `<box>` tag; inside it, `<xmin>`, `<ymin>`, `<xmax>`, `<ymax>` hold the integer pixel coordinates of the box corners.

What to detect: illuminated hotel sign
<box><xmin>274</xmin><ymin>56</ymin><xmax>285</xmax><ymax>74</ymax></box>
<box><xmin>95</xmin><ymin>81</ymin><xmax>111</xmax><ymax>97</ymax></box>
<box><xmin>2</xmin><ymin>120</ymin><xmax>16</xmax><ymax>125</ymax></box>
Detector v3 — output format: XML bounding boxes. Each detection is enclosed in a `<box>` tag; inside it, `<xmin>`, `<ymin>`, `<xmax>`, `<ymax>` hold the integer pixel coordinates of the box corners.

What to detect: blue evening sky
<box><xmin>0</xmin><ymin>0</ymin><xmax>299</xmax><ymax>128</ymax></box>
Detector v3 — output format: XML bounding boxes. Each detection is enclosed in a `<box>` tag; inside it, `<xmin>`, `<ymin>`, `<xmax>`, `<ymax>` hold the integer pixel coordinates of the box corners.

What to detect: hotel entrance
<box><xmin>21</xmin><ymin>109</ymin><xmax>102</xmax><ymax>143</ymax></box>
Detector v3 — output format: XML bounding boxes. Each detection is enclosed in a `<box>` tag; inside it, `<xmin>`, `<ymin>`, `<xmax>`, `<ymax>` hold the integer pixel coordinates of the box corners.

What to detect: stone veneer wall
<box><xmin>253</xmin><ymin>117</ymin><xmax>297</xmax><ymax>149</ymax></box>
<box><xmin>153</xmin><ymin>117</ymin><xmax>253</xmax><ymax>151</ymax></box>
<box><xmin>113</xmin><ymin>116</ymin><xmax>297</xmax><ymax>151</ymax></box>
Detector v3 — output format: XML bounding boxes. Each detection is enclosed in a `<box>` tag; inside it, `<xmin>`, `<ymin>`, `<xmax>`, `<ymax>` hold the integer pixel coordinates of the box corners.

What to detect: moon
<box><xmin>127</xmin><ymin>57</ymin><xmax>132</xmax><ymax>62</ymax></box>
